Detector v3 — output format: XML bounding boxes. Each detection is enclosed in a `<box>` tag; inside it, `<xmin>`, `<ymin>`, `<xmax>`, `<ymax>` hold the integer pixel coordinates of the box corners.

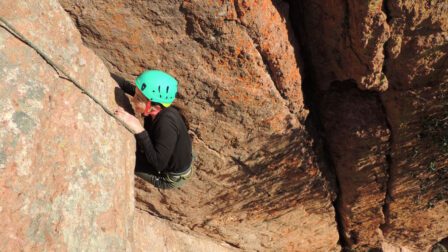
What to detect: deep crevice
<box><xmin>285</xmin><ymin>0</ymin><xmax>399</xmax><ymax>249</ymax></box>
<box><xmin>284</xmin><ymin>1</ymin><xmax>348</xmax><ymax>250</ymax></box>
<box><xmin>379</xmin><ymin>0</ymin><xmax>394</xmax><ymax>237</ymax></box>
<box><xmin>379</xmin><ymin>83</ymin><xmax>393</xmax><ymax>238</ymax></box>
<box><xmin>382</xmin><ymin>0</ymin><xmax>392</xmax><ymax>23</ymax></box>
<box><xmin>343</xmin><ymin>0</ymin><xmax>367</xmax><ymax>71</ymax></box>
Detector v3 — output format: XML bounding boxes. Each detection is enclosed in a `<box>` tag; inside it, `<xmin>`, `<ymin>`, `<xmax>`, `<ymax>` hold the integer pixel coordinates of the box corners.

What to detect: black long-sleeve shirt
<box><xmin>114</xmin><ymin>75</ymin><xmax>192</xmax><ymax>173</ymax></box>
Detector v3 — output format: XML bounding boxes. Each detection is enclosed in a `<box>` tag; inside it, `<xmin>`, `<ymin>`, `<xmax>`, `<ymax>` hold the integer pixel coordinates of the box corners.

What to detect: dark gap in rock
<box><xmin>379</xmin><ymin>0</ymin><xmax>394</xmax><ymax>237</ymax></box>
<box><xmin>382</xmin><ymin>0</ymin><xmax>392</xmax><ymax>24</ymax></box>
<box><xmin>379</xmin><ymin>149</ymin><xmax>393</xmax><ymax>233</ymax></box>
<box><xmin>381</xmin><ymin>0</ymin><xmax>392</xmax><ymax>86</ymax></box>
<box><xmin>280</xmin><ymin>0</ymin><xmax>338</xmax><ymax>195</ymax></box>
<box><xmin>284</xmin><ymin>0</ymin><xmax>347</xmax><ymax>250</ymax></box>
<box><xmin>319</xmin><ymin>80</ymin><xmax>386</xmax><ymax>250</ymax></box>
<box><xmin>223</xmin><ymin>241</ymin><xmax>241</xmax><ymax>249</ymax></box>
<box><xmin>110</xmin><ymin>73</ymin><xmax>136</xmax><ymax>115</ymax></box>
<box><xmin>379</xmin><ymin>96</ymin><xmax>394</xmax><ymax>235</ymax></box>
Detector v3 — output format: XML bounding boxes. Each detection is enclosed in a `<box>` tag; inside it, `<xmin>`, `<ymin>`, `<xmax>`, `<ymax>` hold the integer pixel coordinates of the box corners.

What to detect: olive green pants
<box><xmin>135</xmin><ymin>166</ymin><xmax>193</xmax><ymax>189</ymax></box>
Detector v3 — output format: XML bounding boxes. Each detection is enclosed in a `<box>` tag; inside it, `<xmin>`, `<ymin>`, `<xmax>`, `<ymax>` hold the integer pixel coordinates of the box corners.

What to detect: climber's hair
<box><xmin>133</xmin><ymin>88</ymin><xmax>149</xmax><ymax>103</ymax></box>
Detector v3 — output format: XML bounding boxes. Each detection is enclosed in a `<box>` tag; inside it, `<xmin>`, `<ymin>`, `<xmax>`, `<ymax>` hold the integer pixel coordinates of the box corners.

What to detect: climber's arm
<box><xmin>111</xmin><ymin>73</ymin><xmax>136</xmax><ymax>96</ymax></box>
<box><xmin>113</xmin><ymin>107</ymin><xmax>144</xmax><ymax>133</ymax></box>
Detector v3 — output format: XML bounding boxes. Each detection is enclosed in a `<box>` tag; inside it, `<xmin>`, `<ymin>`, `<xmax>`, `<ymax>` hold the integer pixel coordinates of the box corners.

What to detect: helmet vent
<box><xmin>141</xmin><ymin>83</ymin><xmax>147</xmax><ymax>91</ymax></box>
<box><xmin>158</xmin><ymin>85</ymin><xmax>161</xmax><ymax>93</ymax></box>
<box><xmin>166</xmin><ymin>86</ymin><xmax>169</xmax><ymax>93</ymax></box>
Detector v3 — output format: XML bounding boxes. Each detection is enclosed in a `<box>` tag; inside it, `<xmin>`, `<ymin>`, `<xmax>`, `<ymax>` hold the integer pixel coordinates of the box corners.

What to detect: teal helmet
<box><xmin>135</xmin><ymin>70</ymin><xmax>178</xmax><ymax>107</ymax></box>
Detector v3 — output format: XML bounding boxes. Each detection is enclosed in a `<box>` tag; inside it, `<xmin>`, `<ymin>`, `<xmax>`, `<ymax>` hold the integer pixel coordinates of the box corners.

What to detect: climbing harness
<box><xmin>0</xmin><ymin>17</ymin><xmax>136</xmax><ymax>134</ymax></box>
<box><xmin>433</xmin><ymin>243</ymin><xmax>448</xmax><ymax>252</ymax></box>
<box><xmin>165</xmin><ymin>154</ymin><xmax>195</xmax><ymax>183</ymax></box>
<box><xmin>165</xmin><ymin>166</ymin><xmax>193</xmax><ymax>183</ymax></box>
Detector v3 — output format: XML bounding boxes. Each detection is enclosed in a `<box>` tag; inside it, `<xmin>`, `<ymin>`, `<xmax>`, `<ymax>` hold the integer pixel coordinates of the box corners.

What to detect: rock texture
<box><xmin>290</xmin><ymin>0</ymin><xmax>448</xmax><ymax>250</ymax></box>
<box><xmin>2</xmin><ymin>0</ymin><xmax>445</xmax><ymax>251</ymax></box>
<box><xmin>0</xmin><ymin>0</ymin><xmax>135</xmax><ymax>251</ymax></box>
<box><xmin>133</xmin><ymin>209</ymin><xmax>236</xmax><ymax>252</ymax></box>
<box><xmin>319</xmin><ymin>82</ymin><xmax>391</xmax><ymax>249</ymax></box>
<box><xmin>380</xmin><ymin>2</ymin><xmax>448</xmax><ymax>250</ymax></box>
<box><xmin>1</xmin><ymin>1</ymin><xmax>252</xmax><ymax>251</ymax></box>
<box><xmin>59</xmin><ymin>0</ymin><xmax>340</xmax><ymax>251</ymax></box>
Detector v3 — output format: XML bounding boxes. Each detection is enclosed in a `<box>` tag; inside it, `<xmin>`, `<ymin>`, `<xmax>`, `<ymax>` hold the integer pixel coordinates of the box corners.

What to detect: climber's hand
<box><xmin>114</xmin><ymin>107</ymin><xmax>145</xmax><ymax>134</ymax></box>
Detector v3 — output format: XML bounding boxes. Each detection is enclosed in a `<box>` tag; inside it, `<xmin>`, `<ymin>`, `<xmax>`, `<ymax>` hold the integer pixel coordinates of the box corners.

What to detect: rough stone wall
<box><xmin>290</xmin><ymin>0</ymin><xmax>448</xmax><ymax>250</ymax></box>
<box><xmin>5</xmin><ymin>0</ymin><xmax>445</xmax><ymax>251</ymax></box>
<box><xmin>59</xmin><ymin>0</ymin><xmax>340</xmax><ymax>251</ymax></box>
<box><xmin>0</xmin><ymin>1</ymin><xmax>135</xmax><ymax>251</ymax></box>
<box><xmin>380</xmin><ymin>2</ymin><xmax>448</xmax><ymax>250</ymax></box>
<box><xmin>319</xmin><ymin>82</ymin><xmax>391</xmax><ymax>248</ymax></box>
<box><xmin>133</xmin><ymin>209</ymin><xmax>236</xmax><ymax>252</ymax></box>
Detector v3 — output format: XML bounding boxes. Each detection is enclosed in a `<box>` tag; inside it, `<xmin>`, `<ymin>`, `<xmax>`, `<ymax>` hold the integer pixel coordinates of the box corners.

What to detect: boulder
<box><xmin>0</xmin><ymin>0</ymin><xmax>136</xmax><ymax>251</ymax></box>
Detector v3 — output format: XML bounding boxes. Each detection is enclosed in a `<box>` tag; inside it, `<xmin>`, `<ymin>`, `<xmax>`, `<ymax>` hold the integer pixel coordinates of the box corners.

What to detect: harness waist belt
<box><xmin>165</xmin><ymin>165</ymin><xmax>192</xmax><ymax>183</ymax></box>
<box><xmin>165</xmin><ymin>155</ymin><xmax>194</xmax><ymax>183</ymax></box>
<box><xmin>168</xmin><ymin>164</ymin><xmax>192</xmax><ymax>176</ymax></box>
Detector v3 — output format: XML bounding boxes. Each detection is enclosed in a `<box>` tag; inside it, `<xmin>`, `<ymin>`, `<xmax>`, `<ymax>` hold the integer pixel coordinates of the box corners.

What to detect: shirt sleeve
<box><xmin>134</xmin><ymin>115</ymin><xmax>178</xmax><ymax>172</ymax></box>
<box><xmin>111</xmin><ymin>73</ymin><xmax>136</xmax><ymax>96</ymax></box>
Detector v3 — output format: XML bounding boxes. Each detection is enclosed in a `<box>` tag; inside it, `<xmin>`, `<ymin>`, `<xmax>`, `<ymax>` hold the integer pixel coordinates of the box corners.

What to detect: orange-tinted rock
<box><xmin>290</xmin><ymin>0</ymin><xmax>448</xmax><ymax>250</ymax></box>
<box><xmin>5</xmin><ymin>0</ymin><xmax>445</xmax><ymax>250</ymax></box>
<box><xmin>379</xmin><ymin>2</ymin><xmax>448</xmax><ymax>250</ymax></box>
<box><xmin>319</xmin><ymin>82</ymin><xmax>390</xmax><ymax>249</ymax></box>
<box><xmin>133</xmin><ymin>209</ymin><xmax>236</xmax><ymax>252</ymax></box>
<box><xmin>382</xmin><ymin>242</ymin><xmax>415</xmax><ymax>252</ymax></box>
<box><xmin>0</xmin><ymin>0</ymin><xmax>135</xmax><ymax>250</ymax></box>
<box><xmin>59</xmin><ymin>0</ymin><xmax>340</xmax><ymax>251</ymax></box>
<box><xmin>291</xmin><ymin>0</ymin><xmax>391</xmax><ymax>92</ymax></box>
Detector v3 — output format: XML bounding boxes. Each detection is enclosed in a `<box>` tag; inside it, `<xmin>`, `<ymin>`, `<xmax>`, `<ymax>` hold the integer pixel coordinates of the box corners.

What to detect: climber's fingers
<box><xmin>113</xmin><ymin>108</ymin><xmax>143</xmax><ymax>133</ymax></box>
<box><xmin>114</xmin><ymin>107</ymin><xmax>128</xmax><ymax>121</ymax></box>
<box><xmin>114</xmin><ymin>107</ymin><xmax>125</xmax><ymax>115</ymax></box>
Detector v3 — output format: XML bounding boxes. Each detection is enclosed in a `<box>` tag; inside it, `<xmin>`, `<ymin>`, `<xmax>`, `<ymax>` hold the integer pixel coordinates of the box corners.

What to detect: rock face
<box><xmin>59</xmin><ymin>0</ymin><xmax>340</xmax><ymax>251</ymax></box>
<box><xmin>2</xmin><ymin>0</ymin><xmax>446</xmax><ymax>251</ymax></box>
<box><xmin>1</xmin><ymin>1</ymin><xmax>252</xmax><ymax>251</ymax></box>
<box><xmin>380</xmin><ymin>2</ymin><xmax>448</xmax><ymax>250</ymax></box>
<box><xmin>0</xmin><ymin>0</ymin><xmax>135</xmax><ymax>251</ymax></box>
<box><xmin>319</xmin><ymin>82</ymin><xmax>391</xmax><ymax>249</ymax></box>
<box><xmin>133</xmin><ymin>209</ymin><xmax>236</xmax><ymax>252</ymax></box>
<box><xmin>290</xmin><ymin>0</ymin><xmax>448</xmax><ymax>250</ymax></box>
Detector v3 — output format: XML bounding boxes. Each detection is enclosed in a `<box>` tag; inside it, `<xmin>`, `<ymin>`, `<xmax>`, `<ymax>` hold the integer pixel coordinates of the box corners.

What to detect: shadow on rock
<box><xmin>111</xmin><ymin>73</ymin><xmax>134</xmax><ymax>114</ymax></box>
<box><xmin>213</xmin><ymin>129</ymin><xmax>330</xmax><ymax>220</ymax></box>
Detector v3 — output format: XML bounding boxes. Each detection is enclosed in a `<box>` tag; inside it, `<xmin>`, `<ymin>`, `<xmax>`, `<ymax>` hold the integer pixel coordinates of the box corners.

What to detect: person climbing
<box><xmin>113</xmin><ymin>70</ymin><xmax>193</xmax><ymax>189</ymax></box>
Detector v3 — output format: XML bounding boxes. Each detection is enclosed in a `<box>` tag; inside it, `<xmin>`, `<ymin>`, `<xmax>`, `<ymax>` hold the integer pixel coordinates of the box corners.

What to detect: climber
<box><xmin>113</xmin><ymin>70</ymin><xmax>193</xmax><ymax>189</ymax></box>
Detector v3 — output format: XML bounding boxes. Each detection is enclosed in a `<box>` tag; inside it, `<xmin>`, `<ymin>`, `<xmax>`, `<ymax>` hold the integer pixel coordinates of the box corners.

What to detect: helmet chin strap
<box><xmin>143</xmin><ymin>101</ymin><xmax>152</xmax><ymax>116</ymax></box>
<box><xmin>143</xmin><ymin>101</ymin><xmax>162</xmax><ymax>118</ymax></box>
